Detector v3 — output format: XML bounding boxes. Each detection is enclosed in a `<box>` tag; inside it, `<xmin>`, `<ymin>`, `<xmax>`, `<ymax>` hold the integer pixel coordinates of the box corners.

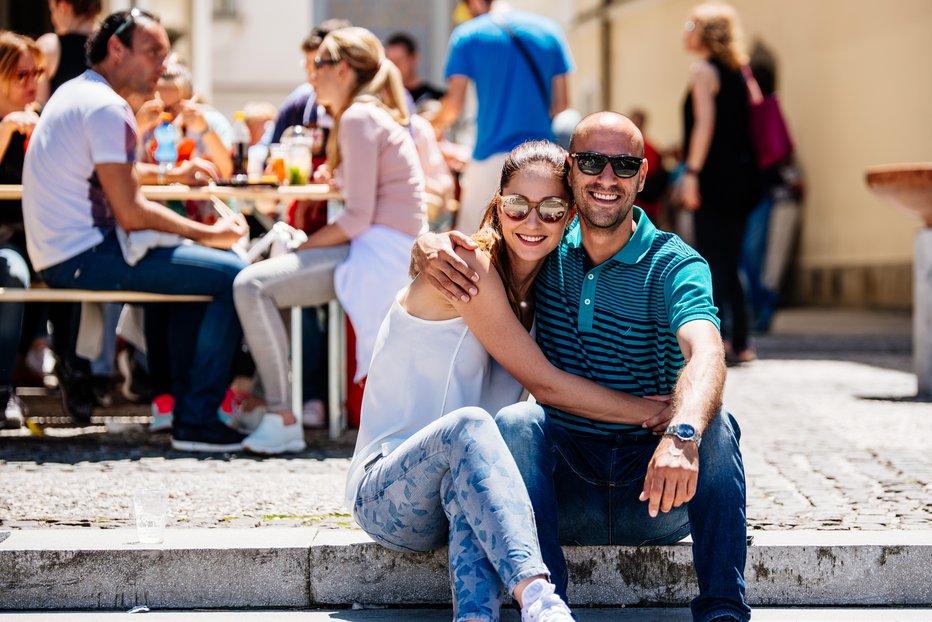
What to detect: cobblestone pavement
<box><xmin>1</xmin><ymin>309</ymin><xmax>929</xmax><ymax>532</ymax></box>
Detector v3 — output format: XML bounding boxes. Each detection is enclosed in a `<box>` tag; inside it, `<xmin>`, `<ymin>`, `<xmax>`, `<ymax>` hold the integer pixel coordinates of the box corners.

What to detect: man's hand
<box><xmin>201</xmin><ymin>214</ymin><xmax>248</xmax><ymax>249</ymax></box>
<box><xmin>639</xmin><ymin>436</ymin><xmax>699</xmax><ymax>517</ymax></box>
<box><xmin>135</xmin><ymin>95</ymin><xmax>164</xmax><ymax>134</ymax></box>
<box><xmin>411</xmin><ymin>231</ymin><xmax>480</xmax><ymax>302</ymax></box>
<box><xmin>169</xmin><ymin>158</ymin><xmax>220</xmax><ymax>186</ymax></box>
<box><xmin>641</xmin><ymin>395</ymin><xmax>674</xmax><ymax>434</ymax></box>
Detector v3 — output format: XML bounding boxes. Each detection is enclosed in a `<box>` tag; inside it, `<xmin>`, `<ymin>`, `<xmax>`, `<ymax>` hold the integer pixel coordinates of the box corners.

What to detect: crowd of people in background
<box><xmin>0</xmin><ymin>0</ymin><xmax>801</xmax><ymax>447</ymax></box>
<box><xmin>0</xmin><ymin>1</ymin><xmax>801</xmax><ymax>432</ymax></box>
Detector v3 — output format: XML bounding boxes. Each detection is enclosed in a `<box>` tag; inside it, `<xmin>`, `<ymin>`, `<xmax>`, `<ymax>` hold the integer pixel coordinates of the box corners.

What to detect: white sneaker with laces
<box><xmin>242</xmin><ymin>413</ymin><xmax>306</xmax><ymax>455</ymax></box>
<box><xmin>520</xmin><ymin>579</ymin><xmax>574</xmax><ymax>622</ymax></box>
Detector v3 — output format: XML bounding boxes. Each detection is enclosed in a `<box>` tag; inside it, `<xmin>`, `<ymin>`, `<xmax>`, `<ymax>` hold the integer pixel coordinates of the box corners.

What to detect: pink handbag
<box><xmin>742</xmin><ymin>66</ymin><xmax>794</xmax><ymax>169</ymax></box>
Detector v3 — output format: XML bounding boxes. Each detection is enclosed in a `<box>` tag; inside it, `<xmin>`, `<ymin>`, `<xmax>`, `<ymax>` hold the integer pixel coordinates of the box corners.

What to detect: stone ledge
<box><xmin>1</xmin><ymin>529</ymin><xmax>930</xmax><ymax>610</ymax></box>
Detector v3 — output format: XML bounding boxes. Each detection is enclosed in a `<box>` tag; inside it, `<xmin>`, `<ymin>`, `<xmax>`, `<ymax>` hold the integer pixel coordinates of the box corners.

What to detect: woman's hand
<box><xmin>679</xmin><ymin>173</ymin><xmax>702</xmax><ymax>212</ymax></box>
<box><xmin>312</xmin><ymin>164</ymin><xmax>332</xmax><ymax>184</ymax></box>
<box><xmin>1</xmin><ymin>109</ymin><xmax>40</xmax><ymax>137</ymax></box>
<box><xmin>176</xmin><ymin>100</ymin><xmax>209</xmax><ymax>135</ymax></box>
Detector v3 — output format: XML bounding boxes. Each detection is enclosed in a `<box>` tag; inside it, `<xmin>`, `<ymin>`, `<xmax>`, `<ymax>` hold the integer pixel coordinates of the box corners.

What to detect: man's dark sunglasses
<box><xmin>111</xmin><ymin>8</ymin><xmax>158</xmax><ymax>42</ymax></box>
<box><xmin>571</xmin><ymin>152</ymin><xmax>644</xmax><ymax>178</ymax></box>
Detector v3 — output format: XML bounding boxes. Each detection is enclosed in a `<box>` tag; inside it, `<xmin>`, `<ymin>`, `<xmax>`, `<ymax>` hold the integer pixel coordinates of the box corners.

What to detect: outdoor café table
<box><xmin>0</xmin><ymin>183</ymin><xmax>347</xmax><ymax>439</ymax></box>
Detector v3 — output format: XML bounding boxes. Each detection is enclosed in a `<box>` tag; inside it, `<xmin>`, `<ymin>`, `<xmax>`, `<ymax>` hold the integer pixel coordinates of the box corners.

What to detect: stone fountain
<box><xmin>865</xmin><ymin>163</ymin><xmax>932</xmax><ymax>398</ymax></box>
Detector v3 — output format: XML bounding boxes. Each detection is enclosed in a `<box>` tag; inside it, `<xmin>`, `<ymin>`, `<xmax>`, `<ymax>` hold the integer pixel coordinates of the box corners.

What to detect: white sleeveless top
<box><xmin>344</xmin><ymin>290</ymin><xmax>524</xmax><ymax>508</ymax></box>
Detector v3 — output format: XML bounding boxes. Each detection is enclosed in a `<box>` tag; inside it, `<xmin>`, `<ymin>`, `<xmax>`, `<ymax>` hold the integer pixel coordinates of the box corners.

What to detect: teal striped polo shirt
<box><xmin>535</xmin><ymin>207</ymin><xmax>720</xmax><ymax>436</ymax></box>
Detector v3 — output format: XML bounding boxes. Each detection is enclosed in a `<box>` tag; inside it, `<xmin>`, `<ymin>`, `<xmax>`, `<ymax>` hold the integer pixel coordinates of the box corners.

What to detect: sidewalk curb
<box><xmin>2</xmin><ymin>529</ymin><xmax>931</xmax><ymax>610</ymax></box>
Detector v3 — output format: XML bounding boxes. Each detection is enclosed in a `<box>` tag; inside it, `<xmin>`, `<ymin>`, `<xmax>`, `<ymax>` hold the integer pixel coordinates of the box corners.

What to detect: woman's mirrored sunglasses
<box><xmin>498</xmin><ymin>194</ymin><xmax>569</xmax><ymax>223</ymax></box>
<box><xmin>570</xmin><ymin>152</ymin><xmax>644</xmax><ymax>178</ymax></box>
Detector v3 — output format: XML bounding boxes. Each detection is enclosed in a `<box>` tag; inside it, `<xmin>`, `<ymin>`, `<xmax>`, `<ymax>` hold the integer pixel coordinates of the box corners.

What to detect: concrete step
<box><xmin>1</xmin><ymin>529</ymin><xmax>930</xmax><ymax>611</ymax></box>
<box><xmin>4</xmin><ymin>609</ymin><xmax>932</xmax><ymax>621</ymax></box>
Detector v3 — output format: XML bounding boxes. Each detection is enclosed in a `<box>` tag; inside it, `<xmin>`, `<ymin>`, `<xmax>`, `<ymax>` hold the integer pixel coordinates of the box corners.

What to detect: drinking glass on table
<box><xmin>286</xmin><ymin>138</ymin><xmax>312</xmax><ymax>185</ymax></box>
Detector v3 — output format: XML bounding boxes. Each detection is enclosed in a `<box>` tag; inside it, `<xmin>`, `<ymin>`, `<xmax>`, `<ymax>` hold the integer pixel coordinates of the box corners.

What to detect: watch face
<box><xmin>674</xmin><ymin>424</ymin><xmax>696</xmax><ymax>439</ymax></box>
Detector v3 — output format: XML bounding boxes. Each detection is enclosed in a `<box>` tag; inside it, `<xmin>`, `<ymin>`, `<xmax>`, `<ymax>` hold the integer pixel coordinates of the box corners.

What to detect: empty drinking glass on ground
<box><xmin>133</xmin><ymin>489</ymin><xmax>168</xmax><ymax>544</ymax></box>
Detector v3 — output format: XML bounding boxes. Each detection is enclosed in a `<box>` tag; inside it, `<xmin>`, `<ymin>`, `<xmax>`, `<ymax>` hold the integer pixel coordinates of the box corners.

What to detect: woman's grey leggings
<box><xmin>233</xmin><ymin>245</ymin><xmax>349</xmax><ymax>413</ymax></box>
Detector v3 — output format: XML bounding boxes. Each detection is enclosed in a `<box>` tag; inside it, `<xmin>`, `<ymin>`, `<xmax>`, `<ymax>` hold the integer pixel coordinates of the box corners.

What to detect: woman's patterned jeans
<box><xmin>353</xmin><ymin>406</ymin><xmax>550</xmax><ymax>622</ymax></box>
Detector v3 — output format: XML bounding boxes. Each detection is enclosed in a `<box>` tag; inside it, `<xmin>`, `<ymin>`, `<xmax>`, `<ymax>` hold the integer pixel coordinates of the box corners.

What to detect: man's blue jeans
<box><xmin>495</xmin><ymin>403</ymin><xmax>750</xmax><ymax>622</ymax></box>
<box><xmin>40</xmin><ymin>231</ymin><xmax>245</xmax><ymax>428</ymax></box>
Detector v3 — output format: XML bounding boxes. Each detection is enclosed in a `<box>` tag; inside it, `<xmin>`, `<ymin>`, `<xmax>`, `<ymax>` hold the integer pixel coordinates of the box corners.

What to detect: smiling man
<box><xmin>414</xmin><ymin>112</ymin><xmax>749</xmax><ymax>622</ymax></box>
<box><xmin>23</xmin><ymin>10</ymin><xmax>250</xmax><ymax>452</ymax></box>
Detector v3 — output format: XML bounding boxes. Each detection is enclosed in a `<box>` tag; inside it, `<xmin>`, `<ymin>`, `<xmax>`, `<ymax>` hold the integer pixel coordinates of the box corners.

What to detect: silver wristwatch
<box><xmin>664</xmin><ymin>423</ymin><xmax>702</xmax><ymax>447</ymax></box>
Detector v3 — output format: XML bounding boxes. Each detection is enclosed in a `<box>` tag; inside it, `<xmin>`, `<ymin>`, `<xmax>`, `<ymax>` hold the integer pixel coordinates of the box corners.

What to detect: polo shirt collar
<box><xmin>563</xmin><ymin>206</ymin><xmax>655</xmax><ymax>265</ymax></box>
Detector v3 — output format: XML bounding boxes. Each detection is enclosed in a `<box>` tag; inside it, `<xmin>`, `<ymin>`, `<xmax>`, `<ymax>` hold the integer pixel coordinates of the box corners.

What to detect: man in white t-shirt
<box><xmin>23</xmin><ymin>9</ymin><xmax>250</xmax><ymax>452</ymax></box>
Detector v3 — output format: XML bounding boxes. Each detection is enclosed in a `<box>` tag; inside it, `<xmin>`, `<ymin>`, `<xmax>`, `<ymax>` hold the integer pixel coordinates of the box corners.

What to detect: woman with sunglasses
<box><xmin>348</xmin><ymin>140</ymin><xmax>672</xmax><ymax>622</ymax></box>
<box><xmin>233</xmin><ymin>27</ymin><xmax>427</xmax><ymax>454</ymax></box>
<box><xmin>0</xmin><ymin>32</ymin><xmax>45</xmax><ymax>429</ymax></box>
<box><xmin>680</xmin><ymin>2</ymin><xmax>761</xmax><ymax>364</ymax></box>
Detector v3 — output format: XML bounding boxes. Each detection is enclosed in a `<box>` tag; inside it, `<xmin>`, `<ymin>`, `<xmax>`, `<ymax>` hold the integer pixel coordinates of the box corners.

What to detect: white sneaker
<box><xmin>25</xmin><ymin>344</ymin><xmax>57</xmax><ymax>388</ymax></box>
<box><xmin>1</xmin><ymin>389</ymin><xmax>25</xmax><ymax>430</ymax></box>
<box><xmin>520</xmin><ymin>579</ymin><xmax>574</xmax><ymax>622</ymax></box>
<box><xmin>234</xmin><ymin>400</ymin><xmax>266</xmax><ymax>434</ymax></box>
<box><xmin>242</xmin><ymin>413</ymin><xmax>306</xmax><ymax>455</ymax></box>
<box><xmin>301</xmin><ymin>398</ymin><xmax>326</xmax><ymax>429</ymax></box>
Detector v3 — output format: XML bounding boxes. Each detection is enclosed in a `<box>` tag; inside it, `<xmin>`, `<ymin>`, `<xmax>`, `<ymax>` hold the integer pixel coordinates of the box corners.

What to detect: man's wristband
<box><xmin>685</xmin><ymin>166</ymin><xmax>701</xmax><ymax>176</ymax></box>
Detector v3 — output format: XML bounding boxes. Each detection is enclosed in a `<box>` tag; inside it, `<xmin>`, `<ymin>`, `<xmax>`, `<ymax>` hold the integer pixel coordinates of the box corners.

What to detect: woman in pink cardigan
<box><xmin>234</xmin><ymin>27</ymin><xmax>427</xmax><ymax>454</ymax></box>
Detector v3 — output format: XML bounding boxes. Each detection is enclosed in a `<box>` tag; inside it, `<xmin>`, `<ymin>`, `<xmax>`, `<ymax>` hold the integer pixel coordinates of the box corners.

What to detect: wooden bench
<box><xmin>0</xmin><ymin>288</ymin><xmax>346</xmax><ymax>438</ymax></box>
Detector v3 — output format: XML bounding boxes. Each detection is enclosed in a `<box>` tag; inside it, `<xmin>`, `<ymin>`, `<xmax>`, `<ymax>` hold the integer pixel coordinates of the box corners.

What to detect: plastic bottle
<box><xmin>153</xmin><ymin>112</ymin><xmax>178</xmax><ymax>179</ymax></box>
<box><xmin>231</xmin><ymin>111</ymin><xmax>250</xmax><ymax>178</ymax></box>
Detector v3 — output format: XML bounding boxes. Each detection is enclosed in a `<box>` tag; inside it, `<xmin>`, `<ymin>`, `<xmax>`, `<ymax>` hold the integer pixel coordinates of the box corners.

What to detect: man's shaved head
<box><xmin>569</xmin><ymin>111</ymin><xmax>645</xmax><ymax>158</ymax></box>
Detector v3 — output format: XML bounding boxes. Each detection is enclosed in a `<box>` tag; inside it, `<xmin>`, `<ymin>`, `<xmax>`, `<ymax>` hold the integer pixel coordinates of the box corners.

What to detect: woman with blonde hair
<box><xmin>680</xmin><ymin>2</ymin><xmax>761</xmax><ymax>364</ymax></box>
<box><xmin>0</xmin><ymin>32</ymin><xmax>45</xmax><ymax>428</ymax></box>
<box><xmin>234</xmin><ymin>27</ymin><xmax>427</xmax><ymax>454</ymax></box>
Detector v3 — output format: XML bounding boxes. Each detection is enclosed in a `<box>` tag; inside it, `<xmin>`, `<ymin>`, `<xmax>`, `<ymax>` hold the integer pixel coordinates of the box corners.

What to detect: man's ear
<box><xmin>107</xmin><ymin>33</ymin><xmax>126</xmax><ymax>62</ymax></box>
<box><xmin>637</xmin><ymin>158</ymin><xmax>649</xmax><ymax>193</ymax></box>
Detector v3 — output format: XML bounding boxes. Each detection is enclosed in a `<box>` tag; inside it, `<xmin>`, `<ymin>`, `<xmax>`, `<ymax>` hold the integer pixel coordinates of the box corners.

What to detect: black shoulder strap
<box><xmin>491</xmin><ymin>15</ymin><xmax>549</xmax><ymax>107</ymax></box>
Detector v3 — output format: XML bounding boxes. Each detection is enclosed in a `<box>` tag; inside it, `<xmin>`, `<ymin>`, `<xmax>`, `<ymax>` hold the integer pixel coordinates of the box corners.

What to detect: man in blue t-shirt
<box><xmin>434</xmin><ymin>0</ymin><xmax>573</xmax><ymax>236</ymax></box>
<box><xmin>414</xmin><ymin>112</ymin><xmax>750</xmax><ymax>622</ymax></box>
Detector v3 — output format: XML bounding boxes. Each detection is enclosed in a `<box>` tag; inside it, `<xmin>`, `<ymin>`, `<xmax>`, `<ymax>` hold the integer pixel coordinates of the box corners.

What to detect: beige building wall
<box><xmin>558</xmin><ymin>0</ymin><xmax>932</xmax><ymax>308</ymax></box>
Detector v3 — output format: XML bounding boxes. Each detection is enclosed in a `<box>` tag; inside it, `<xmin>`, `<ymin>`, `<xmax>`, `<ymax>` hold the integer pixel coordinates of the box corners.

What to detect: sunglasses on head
<box><xmin>111</xmin><ymin>8</ymin><xmax>158</xmax><ymax>43</ymax></box>
<box><xmin>313</xmin><ymin>56</ymin><xmax>341</xmax><ymax>69</ymax></box>
<box><xmin>13</xmin><ymin>68</ymin><xmax>44</xmax><ymax>85</ymax></box>
<box><xmin>498</xmin><ymin>194</ymin><xmax>569</xmax><ymax>223</ymax></box>
<box><xmin>571</xmin><ymin>152</ymin><xmax>644</xmax><ymax>178</ymax></box>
